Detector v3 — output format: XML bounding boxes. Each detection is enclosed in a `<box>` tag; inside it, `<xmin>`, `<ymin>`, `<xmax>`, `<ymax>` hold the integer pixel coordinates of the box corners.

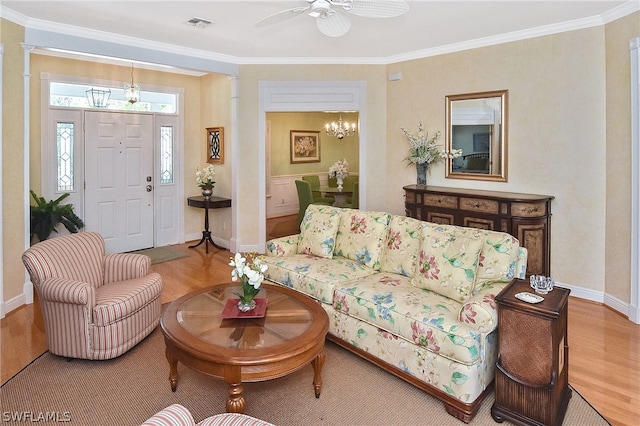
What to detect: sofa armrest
<box><xmin>458</xmin><ymin>281</ymin><xmax>509</xmax><ymax>332</ymax></box>
<box><xmin>265</xmin><ymin>235</ymin><xmax>300</xmax><ymax>257</ymax></box>
<box><xmin>104</xmin><ymin>253</ymin><xmax>151</xmax><ymax>284</ymax></box>
<box><xmin>515</xmin><ymin>246</ymin><xmax>528</xmax><ymax>279</ymax></box>
<box><xmin>39</xmin><ymin>277</ymin><xmax>95</xmax><ymax>306</ymax></box>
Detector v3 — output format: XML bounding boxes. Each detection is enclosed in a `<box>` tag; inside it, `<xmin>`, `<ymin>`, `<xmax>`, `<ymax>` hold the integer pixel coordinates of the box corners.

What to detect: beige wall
<box><xmin>200</xmin><ymin>73</ymin><xmax>232</xmax><ymax>241</ymax></box>
<box><xmin>604</xmin><ymin>11</ymin><xmax>640</xmax><ymax>302</ymax></box>
<box><xmin>387</xmin><ymin>28</ymin><xmax>612</xmax><ymax>294</ymax></box>
<box><xmin>1</xmin><ymin>19</ymin><xmax>27</xmax><ymax>301</ymax></box>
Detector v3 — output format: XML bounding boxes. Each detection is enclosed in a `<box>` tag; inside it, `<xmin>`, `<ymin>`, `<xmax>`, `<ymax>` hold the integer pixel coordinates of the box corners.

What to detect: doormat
<box><xmin>130</xmin><ymin>246</ymin><xmax>188</xmax><ymax>264</ymax></box>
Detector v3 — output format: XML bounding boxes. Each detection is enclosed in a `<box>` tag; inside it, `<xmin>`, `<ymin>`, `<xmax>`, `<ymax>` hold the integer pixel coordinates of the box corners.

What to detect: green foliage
<box><xmin>30</xmin><ymin>190</ymin><xmax>84</xmax><ymax>242</ymax></box>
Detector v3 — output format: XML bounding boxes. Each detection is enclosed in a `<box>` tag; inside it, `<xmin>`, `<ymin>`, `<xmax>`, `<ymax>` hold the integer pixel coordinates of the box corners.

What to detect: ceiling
<box><xmin>2</xmin><ymin>1</ymin><xmax>636</xmax><ymax>65</ymax></box>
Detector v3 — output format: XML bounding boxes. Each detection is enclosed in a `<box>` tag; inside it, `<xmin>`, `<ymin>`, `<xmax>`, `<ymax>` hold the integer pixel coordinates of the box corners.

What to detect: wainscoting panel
<box><xmin>267</xmin><ymin>174</ymin><xmax>331</xmax><ymax>218</ymax></box>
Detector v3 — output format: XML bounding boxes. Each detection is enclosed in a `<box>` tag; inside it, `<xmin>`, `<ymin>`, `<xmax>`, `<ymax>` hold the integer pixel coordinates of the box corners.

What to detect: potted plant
<box><xmin>30</xmin><ymin>190</ymin><xmax>85</xmax><ymax>242</ymax></box>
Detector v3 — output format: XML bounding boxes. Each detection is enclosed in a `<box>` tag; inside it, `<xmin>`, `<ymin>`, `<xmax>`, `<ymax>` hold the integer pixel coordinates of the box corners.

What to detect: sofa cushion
<box><xmin>263</xmin><ymin>253</ymin><xmax>377</xmax><ymax>303</ymax></box>
<box><xmin>411</xmin><ymin>226</ymin><xmax>483</xmax><ymax>303</ymax></box>
<box><xmin>379</xmin><ymin>215</ymin><xmax>424</xmax><ymax>277</ymax></box>
<box><xmin>475</xmin><ymin>231</ymin><xmax>520</xmax><ymax>288</ymax></box>
<box><xmin>333</xmin><ymin>274</ymin><xmax>485</xmax><ymax>364</ymax></box>
<box><xmin>297</xmin><ymin>206</ymin><xmax>342</xmax><ymax>259</ymax></box>
<box><xmin>323</xmin><ymin>306</ymin><xmax>497</xmax><ymax>403</ymax></box>
<box><xmin>334</xmin><ymin>210</ymin><xmax>391</xmax><ymax>270</ymax></box>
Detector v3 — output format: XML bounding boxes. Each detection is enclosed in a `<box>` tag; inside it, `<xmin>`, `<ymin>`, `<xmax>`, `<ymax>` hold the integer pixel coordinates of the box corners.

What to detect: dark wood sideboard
<box><xmin>403</xmin><ymin>185</ymin><xmax>554</xmax><ymax>277</ymax></box>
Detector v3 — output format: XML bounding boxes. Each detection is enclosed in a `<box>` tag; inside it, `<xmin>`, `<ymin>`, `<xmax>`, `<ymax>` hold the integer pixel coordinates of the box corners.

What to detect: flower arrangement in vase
<box><xmin>229</xmin><ymin>252</ymin><xmax>268</xmax><ymax>312</ymax></box>
<box><xmin>195</xmin><ymin>164</ymin><xmax>216</xmax><ymax>196</ymax></box>
<box><xmin>329</xmin><ymin>158</ymin><xmax>349</xmax><ymax>190</ymax></box>
<box><xmin>401</xmin><ymin>121</ymin><xmax>462</xmax><ymax>185</ymax></box>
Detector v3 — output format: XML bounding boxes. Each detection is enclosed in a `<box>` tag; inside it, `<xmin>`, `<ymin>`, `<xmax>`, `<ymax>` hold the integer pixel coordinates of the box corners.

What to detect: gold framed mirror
<box><xmin>445</xmin><ymin>90</ymin><xmax>508</xmax><ymax>182</ymax></box>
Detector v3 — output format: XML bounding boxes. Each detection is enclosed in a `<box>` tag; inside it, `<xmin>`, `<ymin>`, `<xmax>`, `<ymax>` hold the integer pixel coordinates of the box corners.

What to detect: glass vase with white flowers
<box><xmin>196</xmin><ymin>164</ymin><xmax>216</xmax><ymax>196</ymax></box>
<box><xmin>229</xmin><ymin>252</ymin><xmax>268</xmax><ymax>312</ymax></box>
<box><xmin>401</xmin><ymin>121</ymin><xmax>462</xmax><ymax>185</ymax></box>
<box><xmin>328</xmin><ymin>159</ymin><xmax>349</xmax><ymax>190</ymax></box>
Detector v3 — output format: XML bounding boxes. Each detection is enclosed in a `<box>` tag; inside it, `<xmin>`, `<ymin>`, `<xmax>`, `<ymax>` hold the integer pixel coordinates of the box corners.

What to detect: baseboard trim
<box><xmin>556</xmin><ymin>280</ymin><xmax>631</xmax><ymax>319</ymax></box>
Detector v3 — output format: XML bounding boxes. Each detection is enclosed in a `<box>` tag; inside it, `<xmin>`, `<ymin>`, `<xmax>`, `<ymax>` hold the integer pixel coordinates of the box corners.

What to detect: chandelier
<box><xmin>325</xmin><ymin>115</ymin><xmax>357</xmax><ymax>139</ymax></box>
<box><xmin>85</xmin><ymin>87</ymin><xmax>111</xmax><ymax>108</ymax></box>
<box><xmin>124</xmin><ymin>63</ymin><xmax>140</xmax><ymax>104</ymax></box>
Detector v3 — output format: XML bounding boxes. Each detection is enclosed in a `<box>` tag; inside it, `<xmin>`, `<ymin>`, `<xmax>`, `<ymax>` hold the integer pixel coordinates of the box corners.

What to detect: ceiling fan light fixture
<box><xmin>308</xmin><ymin>0</ymin><xmax>331</xmax><ymax>17</ymax></box>
<box><xmin>316</xmin><ymin>9</ymin><xmax>351</xmax><ymax>37</ymax></box>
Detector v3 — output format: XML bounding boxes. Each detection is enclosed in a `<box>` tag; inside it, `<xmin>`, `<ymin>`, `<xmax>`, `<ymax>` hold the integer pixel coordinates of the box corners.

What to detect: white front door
<box><xmin>84</xmin><ymin>111</ymin><xmax>154</xmax><ymax>253</ymax></box>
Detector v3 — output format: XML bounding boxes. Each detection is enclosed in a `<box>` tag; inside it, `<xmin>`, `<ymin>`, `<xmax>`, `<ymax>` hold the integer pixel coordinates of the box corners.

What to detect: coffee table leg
<box><xmin>311</xmin><ymin>349</ymin><xmax>325</xmax><ymax>398</ymax></box>
<box><xmin>225</xmin><ymin>367</ymin><xmax>245</xmax><ymax>413</ymax></box>
<box><xmin>165</xmin><ymin>348</ymin><xmax>178</xmax><ymax>392</ymax></box>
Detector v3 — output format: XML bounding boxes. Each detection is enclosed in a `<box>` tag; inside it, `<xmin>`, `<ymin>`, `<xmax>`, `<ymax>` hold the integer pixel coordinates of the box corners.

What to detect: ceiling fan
<box><xmin>255</xmin><ymin>0</ymin><xmax>409</xmax><ymax>37</ymax></box>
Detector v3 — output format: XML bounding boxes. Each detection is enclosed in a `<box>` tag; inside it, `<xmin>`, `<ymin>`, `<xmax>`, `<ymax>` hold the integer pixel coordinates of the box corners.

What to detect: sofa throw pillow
<box><xmin>379</xmin><ymin>215</ymin><xmax>425</xmax><ymax>277</ymax></box>
<box><xmin>411</xmin><ymin>227</ymin><xmax>483</xmax><ymax>303</ymax></box>
<box><xmin>297</xmin><ymin>206</ymin><xmax>342</xmax><ymax>259</ymax></box>
<box><xmin>475</xmin><ymin>231</ymin><xmax>520</xmax><ymax>288</ymax></box>
<box><xmin>334</xmin><ymin>210</ymin><xmax>391</xmax><ymax>270</ymax></box>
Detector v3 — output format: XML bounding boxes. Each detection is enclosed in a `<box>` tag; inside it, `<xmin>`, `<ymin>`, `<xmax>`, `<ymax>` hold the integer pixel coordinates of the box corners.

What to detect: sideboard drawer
<box><xmin>423</xmin><ymin>194</ymin><xmax>457</xmax><ymax>209</ymax></box>
<box><xmin>511</xmin><ymin>201</ymin><xmax>547</xmax><ymax>217</ymax></box>
<box><xmin>460</xmin><ymin>197</ymin><xmax>499</xmax><ymax>214</ymax></box>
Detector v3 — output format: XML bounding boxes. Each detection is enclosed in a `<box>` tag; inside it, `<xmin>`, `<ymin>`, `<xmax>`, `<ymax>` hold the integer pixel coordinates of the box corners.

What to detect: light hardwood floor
<box><xmin>2</xmin><ymin>239</ymin><xmax>639</xmax><ymax>425</ymax></box>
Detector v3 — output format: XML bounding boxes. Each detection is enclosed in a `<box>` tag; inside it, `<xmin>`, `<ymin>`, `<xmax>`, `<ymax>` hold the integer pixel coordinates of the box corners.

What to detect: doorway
<box><xmin>257</xmin><ymin>81</ymin><xmax>367</xmax><ymax>252</ymax></box>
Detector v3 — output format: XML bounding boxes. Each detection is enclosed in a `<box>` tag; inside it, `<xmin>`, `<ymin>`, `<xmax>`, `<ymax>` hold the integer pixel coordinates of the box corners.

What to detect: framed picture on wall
<box><xmin>207</xmin><ymin>127</ymin><xmax>224</xmax><ymax>164</ymax></box>
<box><xmin>290</xmin><ymin>130</ymin><xmax>321</xmax><ymax>163</ymax></box>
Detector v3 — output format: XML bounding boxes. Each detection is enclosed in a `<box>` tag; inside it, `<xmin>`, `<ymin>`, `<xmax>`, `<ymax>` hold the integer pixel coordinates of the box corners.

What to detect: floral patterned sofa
<box><xmin>264</xmin><ymin>205</ymin><xmax>527</xmax><ymax>423</ymax></box>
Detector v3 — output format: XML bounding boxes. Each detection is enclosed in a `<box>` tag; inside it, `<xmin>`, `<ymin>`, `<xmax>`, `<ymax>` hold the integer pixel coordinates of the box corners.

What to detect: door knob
<box><xmin>146</xmin><ymin>185</ymin><xmax>153</xmax><ymax>192</ymax></box>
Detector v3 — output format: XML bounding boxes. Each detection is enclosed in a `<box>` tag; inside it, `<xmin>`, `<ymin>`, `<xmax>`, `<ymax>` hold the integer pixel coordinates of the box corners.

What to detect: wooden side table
<box><xmin>187</xmin><ymin>196</ymin><xmax>231</xmax><ymax>253</ymax></box>
<box><xmin>491</xmin><ymin>279</ymin><xmax>571</xmax><ymax>426</ymax></box>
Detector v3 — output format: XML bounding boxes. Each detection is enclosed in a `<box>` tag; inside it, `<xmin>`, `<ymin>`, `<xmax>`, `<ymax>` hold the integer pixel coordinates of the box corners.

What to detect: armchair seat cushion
<box><xmin>93</xmin><ymin>274</ymin><xmax>163</xmax><ymax>326</ymax></box>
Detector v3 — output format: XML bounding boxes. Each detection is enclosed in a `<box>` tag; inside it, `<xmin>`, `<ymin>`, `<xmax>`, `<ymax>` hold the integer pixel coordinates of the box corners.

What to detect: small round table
<box><xmin>186</xmin><ymin>195</ymin><xmax>231</xmax><ymax>253</ymax></box>
<box><xmin>318</xmin><ymin>186</ymin><xmax>353</xmax><ymax>207</ymax></box>
<box><xmin>160</xmin><ymin>282</ymin><xmax>329</xmax><ymax>413</ymax></box>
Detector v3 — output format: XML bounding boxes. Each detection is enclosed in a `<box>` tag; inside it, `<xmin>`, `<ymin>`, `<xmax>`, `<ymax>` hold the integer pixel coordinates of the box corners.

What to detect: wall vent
<box><xmin>187</xmin><ymin>17</ymin><xmax>212</xmax><ymax>28</ymax></box>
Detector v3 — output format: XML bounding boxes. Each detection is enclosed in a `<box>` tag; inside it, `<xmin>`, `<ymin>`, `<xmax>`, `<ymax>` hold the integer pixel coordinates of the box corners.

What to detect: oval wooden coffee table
<box><xmin>160</xmin><ymin>282</ymin><xmax>329</xmax><ymax>414</ymax></box>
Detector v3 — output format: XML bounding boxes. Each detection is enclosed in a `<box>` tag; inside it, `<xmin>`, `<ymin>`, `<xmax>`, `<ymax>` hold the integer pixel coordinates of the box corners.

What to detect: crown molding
<box><xmin>2</xmin><ymin>2</ymin><xmax>639</xmax><ymax>68</ymax></box>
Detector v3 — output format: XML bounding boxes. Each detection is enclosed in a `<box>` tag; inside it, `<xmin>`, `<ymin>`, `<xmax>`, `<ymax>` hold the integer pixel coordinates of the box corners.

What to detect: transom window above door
<box><xmin>50</xmin><ymin>82</ymin><xmax>177</xmax><ymax>113</ymax></box>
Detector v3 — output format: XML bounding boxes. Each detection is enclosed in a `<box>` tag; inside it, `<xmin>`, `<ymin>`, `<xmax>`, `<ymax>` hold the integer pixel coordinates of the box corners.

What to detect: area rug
<box><xmin>130</xmin><ymin>246</ymin><xmax>188</xmax><ymax>264</ymax></box>
<box><xmin>0</xmin><ymin>327</ymin><xmax>609</xmax><ymax>426</ymax></box>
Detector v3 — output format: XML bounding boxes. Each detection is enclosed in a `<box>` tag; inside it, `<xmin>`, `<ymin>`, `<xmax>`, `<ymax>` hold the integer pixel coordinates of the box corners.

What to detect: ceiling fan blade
<box><xmin>316</xmin><ymin>10</ymin><xmax>351</xmax><ymax>37</ymax></box>
<box><xmin>255</xmin><ymin>6</ymin><xmax>310</xmax><ymax>28</ymax></box>
<box><xmin>347</xmin><ymin>0</ymin><xmax>409</xmax><ymax>18</ymax></box>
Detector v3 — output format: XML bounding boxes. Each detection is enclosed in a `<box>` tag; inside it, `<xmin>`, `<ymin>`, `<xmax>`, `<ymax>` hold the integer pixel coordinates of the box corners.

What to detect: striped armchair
<box><xmin>142</xmin><ymin>404</ymin><xmax>274</xmax><ymax>426</ymax></box>
<box><xmin>22</xmin><ymin>232</ymin><xmax>163</xmax><ymax>360</ymax></box>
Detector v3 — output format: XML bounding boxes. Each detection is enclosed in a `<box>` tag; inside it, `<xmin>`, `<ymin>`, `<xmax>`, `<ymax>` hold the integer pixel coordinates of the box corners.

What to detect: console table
<box><xmin>187</xmin><ymin>195</ymin><xmax>231</xmax><ymax>253</ymax></box>
<box><xmin>403</xmin><ymin>185</ymin><xmax>554</xmax><ymax>276</ymax></box>
<box><xmin>491</xmin><ymin>280</ymin><xmax>571</xmax><ymax>425</ymax></box>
